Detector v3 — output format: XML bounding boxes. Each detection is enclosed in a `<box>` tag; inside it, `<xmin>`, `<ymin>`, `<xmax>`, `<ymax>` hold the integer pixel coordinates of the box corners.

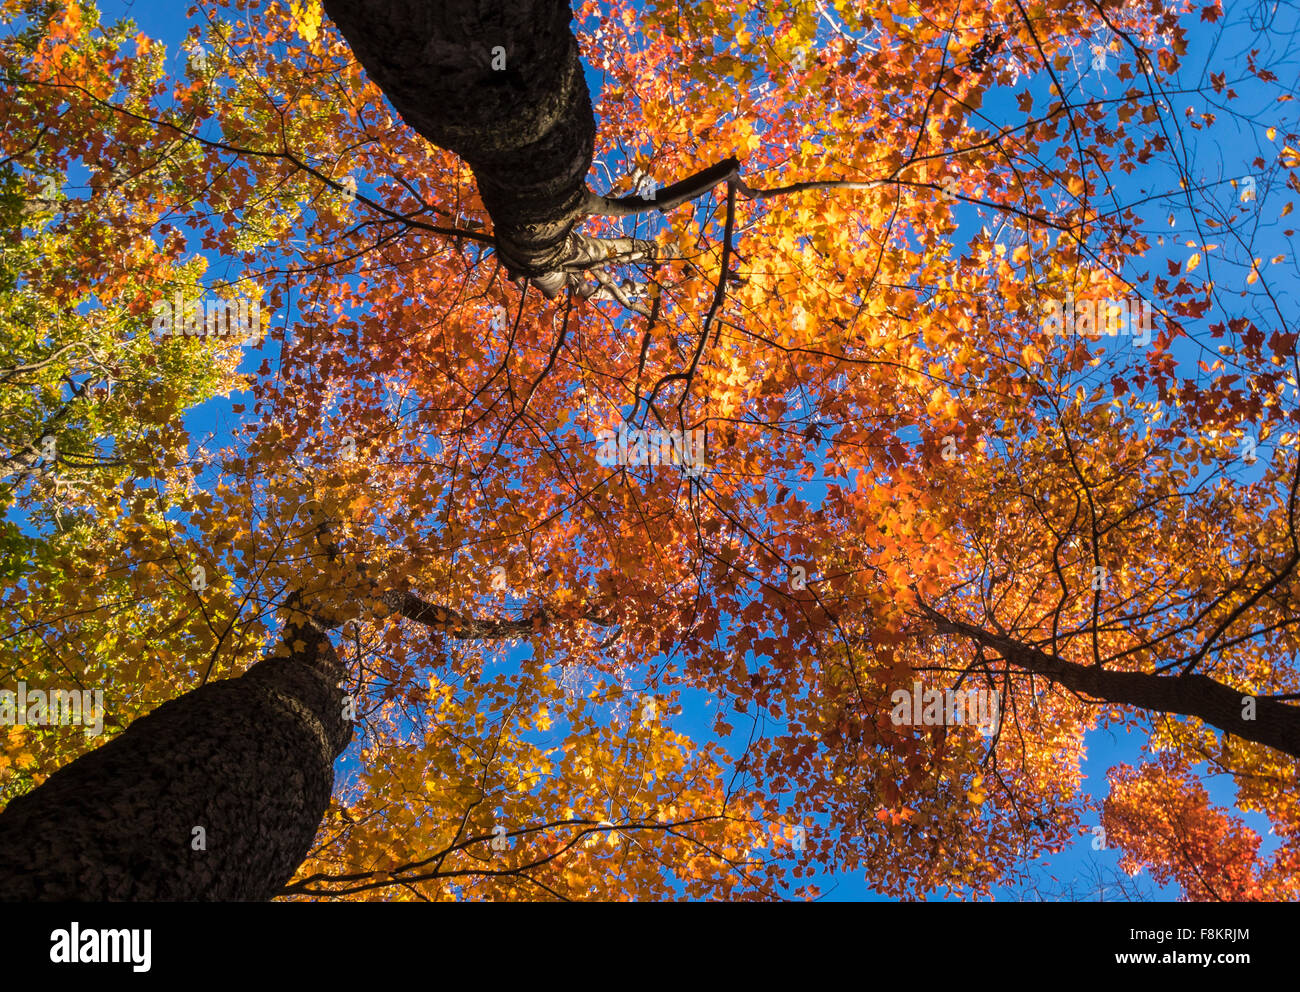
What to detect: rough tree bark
<box><xmin>0</xmin><ymin>615</ymin><xmax>351</xmax><ymax>900</ymax></box>
<box><xmin>322</xmin><ymin>0</ymin><xmax>597</xmax><ymax>295</ymax></box>
<box><xmin>0</xmin><ymin>564</ymin><xmax>604</xmax><ymax>900</ymax></box>
<box><xmin>319</xmin><ymin>0</ymin><xmax>722</xmax><ymax>298</ymax></box>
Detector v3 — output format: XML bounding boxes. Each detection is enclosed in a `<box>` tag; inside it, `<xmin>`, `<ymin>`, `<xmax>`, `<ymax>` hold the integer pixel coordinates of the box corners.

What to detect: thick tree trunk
<box><xmin>0</xmin><ymin>443</ymin><xmax>43</xmax><ymax>483</ymax></box>
<box><xmin>323</xmin><ymin>0</ymin><xmax>595</xmax><ymax>294</ymax></box>
<box><xmin>0</xmin><ymin>406</ymin><xmax>72</xmax><ymax>483</ymax></box>
<box><xmin>0</xmin><ymin>619</ymin><xmax>351</xmax><ymax>900</ymax></box>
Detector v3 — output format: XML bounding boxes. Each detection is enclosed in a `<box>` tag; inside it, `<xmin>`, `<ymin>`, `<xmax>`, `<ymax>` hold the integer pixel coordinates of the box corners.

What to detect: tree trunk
<box><xmin>323</xmin><ymin>0</ymin><xmax>596</xmax><ymax>294</ymax></box>
<box><xmin>0</xmin><ymin>618</ymin><xmax>351</xmax><ymax>900</ymax></box>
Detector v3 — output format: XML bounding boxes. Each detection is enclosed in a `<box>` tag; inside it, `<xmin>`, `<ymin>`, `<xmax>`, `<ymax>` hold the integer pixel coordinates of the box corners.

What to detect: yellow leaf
<box><xmin>1186</xmin><ymin>252</ymin><xmax>1201</xmax><ymax>272</ymax></box>
<box><xmin>291</xmin><ymin>1</ymin><xmax>321</xmax><ymax>44</ymax></box>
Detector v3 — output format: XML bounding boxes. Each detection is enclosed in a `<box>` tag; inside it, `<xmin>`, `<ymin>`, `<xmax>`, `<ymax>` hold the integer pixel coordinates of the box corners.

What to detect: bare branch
<box><xmin>583</xmin><ymin>156</ymin><xmax>741</xmax><ymax>217</ymax></box>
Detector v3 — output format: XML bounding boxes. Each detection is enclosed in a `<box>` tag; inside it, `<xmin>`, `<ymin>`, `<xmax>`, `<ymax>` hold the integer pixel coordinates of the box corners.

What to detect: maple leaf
<box><xmin>2</xmin><ymin>0</ymin><xmax>1298</xmax><ymax>907</ymax></box>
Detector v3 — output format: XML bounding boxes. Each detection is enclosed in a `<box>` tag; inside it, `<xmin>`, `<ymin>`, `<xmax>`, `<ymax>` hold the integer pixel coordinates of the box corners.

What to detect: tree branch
<box><xmin>582</xmin><ymin>156</ymin><xmax>741</xmax><ymax>217</ymax></box>
<box><xmin>919</xmin><ymin>604</ymin><xmax>1300</xmax><ymax>760</ymax></box>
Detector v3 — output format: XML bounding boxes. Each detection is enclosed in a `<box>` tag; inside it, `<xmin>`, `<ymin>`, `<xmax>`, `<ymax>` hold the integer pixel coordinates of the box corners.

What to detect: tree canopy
<box><xmin>2</xmin><ymin>0</ymin><xmax>1299</xmax><ymax>901</ymax></box>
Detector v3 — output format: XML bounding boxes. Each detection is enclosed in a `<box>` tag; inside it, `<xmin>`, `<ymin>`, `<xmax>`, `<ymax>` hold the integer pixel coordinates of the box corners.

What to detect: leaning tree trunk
<box><xmin>0</xmin><ymin>618</ymin><xmax>351</xmax><ymax>900</ymax></box>
<box><xmin>924</xmin><ymin>608</ymin><xmax>1300</xmax><ymax>760</ymax></box>
<box><xmin>323</xmin><ymin>0</ymin><xmax>596</xmax><ymax>295</ymax></box>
